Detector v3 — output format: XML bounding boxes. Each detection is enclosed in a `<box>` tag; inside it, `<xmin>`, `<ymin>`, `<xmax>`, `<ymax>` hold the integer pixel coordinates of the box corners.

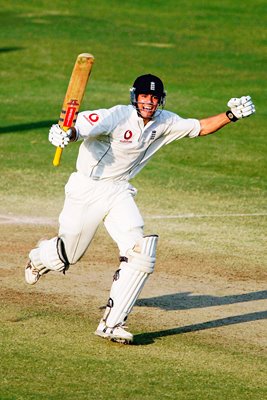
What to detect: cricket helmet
<box><xmin>130</xmin><ymin>74</ymin><xmax>166</xmax><ymax>107</ymax></box>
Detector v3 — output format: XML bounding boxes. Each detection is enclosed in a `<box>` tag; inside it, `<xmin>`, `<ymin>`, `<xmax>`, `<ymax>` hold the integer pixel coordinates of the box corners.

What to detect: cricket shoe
<box><xmin>94</xmin><ymin>320</ymin><xmax>133</xmax><ymax>344</ymax></box>
<box><xmin>25</xmin><ymin>260</ymin><xmax>43</xmax><ymax>285</ymax></box>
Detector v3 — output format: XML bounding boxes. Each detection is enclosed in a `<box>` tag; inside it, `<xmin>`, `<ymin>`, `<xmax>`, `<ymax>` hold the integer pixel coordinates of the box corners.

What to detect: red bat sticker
<box><xmin>63</xmin><ymin>106</ymin><xmax>76</xmax><ymax>127</ymax></box>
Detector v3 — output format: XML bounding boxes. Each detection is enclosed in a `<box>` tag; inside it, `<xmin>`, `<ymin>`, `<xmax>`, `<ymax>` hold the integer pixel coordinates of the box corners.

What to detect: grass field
<box><xmin>1</xmin><ymin>1</ymin><xmax>266</xmax><ymax>399</ymax></box>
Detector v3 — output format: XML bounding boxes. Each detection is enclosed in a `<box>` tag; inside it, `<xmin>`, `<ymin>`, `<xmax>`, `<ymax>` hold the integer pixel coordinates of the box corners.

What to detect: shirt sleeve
<box><xmin>75</xmin><ymin>105</ymin><xmax>125</xmax><ymax>139</ymax></box>
<box><xmin>161</xmin><ymin>111</ymin><xmax>201</xmax><ymax>144</ymax></box>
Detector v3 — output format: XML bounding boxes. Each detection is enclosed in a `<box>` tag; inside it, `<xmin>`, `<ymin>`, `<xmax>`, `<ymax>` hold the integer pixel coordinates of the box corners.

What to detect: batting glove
<box><xmin>226</xmin><ymin>96</ymin><xmax>255</xmax><ymax>122</ymax></box>
<box><xmin>48</xmin><ymin>124</ymin><xmax>72</xmax><ymax>148</ymax></box>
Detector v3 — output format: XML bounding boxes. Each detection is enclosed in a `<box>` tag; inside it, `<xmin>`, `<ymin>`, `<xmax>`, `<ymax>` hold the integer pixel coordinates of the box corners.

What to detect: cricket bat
<box><xmin>52</xmin><ymin>53</ymin><xmax>95</xmax><ymax>167</ymax></box>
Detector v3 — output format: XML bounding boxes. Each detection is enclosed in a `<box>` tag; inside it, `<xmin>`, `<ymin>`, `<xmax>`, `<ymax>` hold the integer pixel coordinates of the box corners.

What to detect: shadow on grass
<box><xmin>0</xmin><ymin>120</ymin><xmax>54</xmax><ymax>134</ymax></box>
<box><xmin>133</xmin><ymin>310</ymin><xmax>267</xmax><ymax>345</ymax></box>
<box><xmin>0</xmin><ymin>46</ymin><xmax>25</xmax><ymax>53</ymax></box>
<box><xmin>136</xmin><ymin>290</ymin><xmax>267</xmax><ymax>310</ymax></box>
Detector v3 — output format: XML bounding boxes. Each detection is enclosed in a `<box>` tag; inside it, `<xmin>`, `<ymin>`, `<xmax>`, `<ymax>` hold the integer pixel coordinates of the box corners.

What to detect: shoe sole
<box><xmin>94</xmin><ymin>330</ymin><xmax>133</xmax><ymax>344</ymax></box>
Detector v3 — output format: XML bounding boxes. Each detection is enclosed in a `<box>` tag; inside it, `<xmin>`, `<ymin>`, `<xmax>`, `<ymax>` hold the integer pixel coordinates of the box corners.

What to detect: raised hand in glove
<box><xmin>48</xmin><ymin>124</ymin><xmax>73</xmax><ymax>148</ymax></box>
<box><xmin>226</xmin><ymin>96</ymin><xmax>256</xmax><ymax>122</ymax></box>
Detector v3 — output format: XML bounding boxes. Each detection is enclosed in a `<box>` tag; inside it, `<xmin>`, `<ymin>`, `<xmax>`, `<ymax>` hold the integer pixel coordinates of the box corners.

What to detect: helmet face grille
<box><xmin>130</xmin><ymin>74</ymin><xmax>166</xmax><ymax>106</ymax></box>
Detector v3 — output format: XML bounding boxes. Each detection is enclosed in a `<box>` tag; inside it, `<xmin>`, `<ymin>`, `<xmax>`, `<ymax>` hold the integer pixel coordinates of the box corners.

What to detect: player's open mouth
<box><xmin>140</xmin><ymin>104</ymin><xmax>155</xmax><ymax>112</ymax></box>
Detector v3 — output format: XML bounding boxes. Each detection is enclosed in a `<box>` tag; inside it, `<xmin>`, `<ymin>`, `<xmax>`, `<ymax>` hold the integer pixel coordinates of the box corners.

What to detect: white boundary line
<box><xmin>145</xmin><ymin>212</ymin><xmax>267</xmax><ymax>220</ymax></box>
<box><xmin>0</xmin><ymin>215</ymin><xmax>57</xmax><ymax>225</ymax></box>
<box><xmin>0</xmin><ymin>212</ymin><xmax>266</xmax><ymax>225</ymax></box>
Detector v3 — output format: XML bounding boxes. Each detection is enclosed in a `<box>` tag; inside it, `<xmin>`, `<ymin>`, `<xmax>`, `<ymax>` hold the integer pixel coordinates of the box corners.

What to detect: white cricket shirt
<box><xmin>75</xmin><ymin>105</ymin><xmax>200</xmax><ymax>181</ymax></box>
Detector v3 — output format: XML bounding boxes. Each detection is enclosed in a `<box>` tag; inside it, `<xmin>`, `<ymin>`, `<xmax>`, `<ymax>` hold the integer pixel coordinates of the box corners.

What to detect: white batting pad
<box><xmin>103</xmin><ymin>235</ymin><xmax>158</xmax><ymax>328</ymax></box>
<box><xmin>29</xmin><ymin>237</ymin><xmax>66</xmax><ymax>273</ymax></box>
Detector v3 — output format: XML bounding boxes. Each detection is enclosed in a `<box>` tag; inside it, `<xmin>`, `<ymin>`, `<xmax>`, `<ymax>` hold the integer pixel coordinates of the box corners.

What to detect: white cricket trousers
<box><xmin>58</xmin><ymin>172</ymin><xmax>144</xmax><ymax>264</ymax></box>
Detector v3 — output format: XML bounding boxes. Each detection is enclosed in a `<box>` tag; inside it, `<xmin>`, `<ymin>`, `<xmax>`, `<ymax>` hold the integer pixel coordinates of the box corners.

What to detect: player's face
<box><xmin>137</xmin><ymin>93</ymin><xmax>159</xmax><ymax>121</ymax></box>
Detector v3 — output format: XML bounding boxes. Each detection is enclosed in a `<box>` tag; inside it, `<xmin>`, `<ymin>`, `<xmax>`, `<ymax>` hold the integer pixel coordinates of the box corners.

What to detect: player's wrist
<box><xmin>226</xmin><ymin>110</ymin><xmax>238</xmax><ymax>122</ymax></box>
<box><xmin>67</xmin><ymin>127</ymin><xmax>78</xmax><ymax>142</ymax></box>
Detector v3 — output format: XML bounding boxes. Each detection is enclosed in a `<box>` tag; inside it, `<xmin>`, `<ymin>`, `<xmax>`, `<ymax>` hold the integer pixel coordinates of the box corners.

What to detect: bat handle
<box><xmin>53</xmin><ymin>147</ymin><xmax>63</xmax><ymax>167</ymax></box>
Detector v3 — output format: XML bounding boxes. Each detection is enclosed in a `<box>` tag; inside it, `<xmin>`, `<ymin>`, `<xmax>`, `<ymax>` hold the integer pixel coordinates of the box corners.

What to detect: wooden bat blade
<box><xmin>52</xmin><ymin>53</ymin><xmax>94</xmax><ymax>167</ymax></box>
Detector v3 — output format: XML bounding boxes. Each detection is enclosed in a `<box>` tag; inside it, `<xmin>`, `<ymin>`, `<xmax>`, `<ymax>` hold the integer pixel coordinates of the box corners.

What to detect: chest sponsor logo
<box><xmin>120</xmin><ymin>130</ymin><xmax>133</xmax><ymax>143</ymax></box>
<box><xmin>83</xmin><ymin>113</ymin><xmax>99</xmax><ymax>126</ymax></box>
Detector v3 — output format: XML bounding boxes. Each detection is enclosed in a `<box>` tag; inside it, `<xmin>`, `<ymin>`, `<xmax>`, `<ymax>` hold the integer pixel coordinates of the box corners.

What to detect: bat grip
<box><xmin>52</xmin><ymin>125</ymin><xmax>70</xmax><ymax>167</ymax></box>
<box><xmin>53</xmin><ymin>147</ymin><xmax>63</xmax><ymax>167</ymax></box>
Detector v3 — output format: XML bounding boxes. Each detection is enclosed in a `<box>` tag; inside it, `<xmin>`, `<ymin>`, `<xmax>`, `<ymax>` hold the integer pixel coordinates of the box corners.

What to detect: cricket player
<box><xmin>25</xmin><ymin>74</ymin><xmax>255</xmax><ymax>343</ymax></box>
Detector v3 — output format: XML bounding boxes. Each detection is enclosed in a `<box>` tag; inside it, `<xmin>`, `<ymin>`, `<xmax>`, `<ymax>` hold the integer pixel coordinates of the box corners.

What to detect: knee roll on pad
<box><xmin>104</xmin><ymin>235</ymin><xmax>158</xmax><ymax>328</ymax></box>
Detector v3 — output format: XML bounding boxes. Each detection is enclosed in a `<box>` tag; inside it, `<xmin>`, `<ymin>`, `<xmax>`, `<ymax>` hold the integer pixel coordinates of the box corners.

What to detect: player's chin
<box><xmin>139</xmin><ymin>109</ymin><xmax>155</xmax><ymax>119</ymax></box>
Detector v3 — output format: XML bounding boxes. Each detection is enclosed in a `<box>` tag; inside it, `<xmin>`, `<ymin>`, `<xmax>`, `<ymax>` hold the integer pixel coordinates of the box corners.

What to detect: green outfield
<box><xmin>1</xmin><ymin>1</ymin><xmax>266</xmax><ymax>399</ymax></box>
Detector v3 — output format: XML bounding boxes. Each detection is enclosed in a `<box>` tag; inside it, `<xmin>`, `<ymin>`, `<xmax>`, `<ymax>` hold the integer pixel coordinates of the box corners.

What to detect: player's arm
<box><xmin>199</xmin><ymin>113</ymin><xmax>230</xmax><ymax>136</ymax></box>
<box><xmin>48</xmin><ymin>109</ymin><xmax>104</xmax><ymax>148</ymax></box>
<box><xmin>48</xmin><ymin>106</ymin><xmax>121</xmax><ymax>147</ymax></box>
<box><xmin>199</xmin><ymin>96</ymin><xmax>255</xmax><ymax>136</ymax></box>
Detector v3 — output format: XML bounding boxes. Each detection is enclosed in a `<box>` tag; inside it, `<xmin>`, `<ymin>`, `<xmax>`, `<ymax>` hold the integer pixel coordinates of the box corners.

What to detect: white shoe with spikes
<box><xmin>94</xmin><ymin>320</ymin><xmax>133</xmax><ymax>344</ymax></box>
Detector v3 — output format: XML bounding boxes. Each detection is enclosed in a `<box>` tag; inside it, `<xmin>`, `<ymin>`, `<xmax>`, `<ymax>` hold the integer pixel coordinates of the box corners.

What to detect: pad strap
<box><xmin>29</xmin><ymin>237</ymin><xmax>69</xmax><ymax>273</ymax></box>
